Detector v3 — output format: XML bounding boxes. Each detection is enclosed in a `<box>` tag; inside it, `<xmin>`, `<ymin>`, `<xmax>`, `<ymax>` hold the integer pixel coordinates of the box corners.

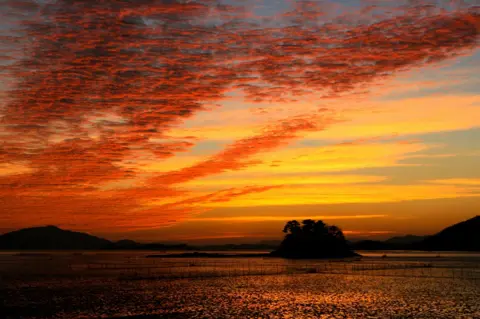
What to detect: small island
<box><xmin>271</xmin><ymin>219</ymin><xmax>359</xmax><ymax>259</ymax></box>
<box><xmin>149</xmin><ymin>219</ymin><xmax>359</xmax><ymax>259</ymax></box>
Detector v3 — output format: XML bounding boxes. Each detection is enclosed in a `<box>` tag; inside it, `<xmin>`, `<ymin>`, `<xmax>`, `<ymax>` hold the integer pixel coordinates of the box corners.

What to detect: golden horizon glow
<box><xmin>185</xmin><ymin>214</ymin><xmax>388</xmax><ymax>222</ymax></box>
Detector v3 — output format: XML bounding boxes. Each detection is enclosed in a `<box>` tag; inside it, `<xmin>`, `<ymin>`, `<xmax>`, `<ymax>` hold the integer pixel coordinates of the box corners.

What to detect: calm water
<box><xmin>357</xmin><ymin>250</ymin><xmax>480</xmax><ymax>258</ymax></box>
<box><xmin>1</xmin><ymin>251</ymin><xmax>480</xmax><ymax>318</ymax></box>
<box><xmin>2</xmin><ymin>249</ymin><xmax>480</xmax><ymax>257</ymax></box>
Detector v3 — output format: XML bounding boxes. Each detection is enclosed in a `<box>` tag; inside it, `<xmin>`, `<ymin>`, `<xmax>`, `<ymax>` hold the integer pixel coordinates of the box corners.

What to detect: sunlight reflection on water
<box><xmin>1</xmin><ymin>251</ymin><xmax>480</xmax><ymax>318</ymax></box>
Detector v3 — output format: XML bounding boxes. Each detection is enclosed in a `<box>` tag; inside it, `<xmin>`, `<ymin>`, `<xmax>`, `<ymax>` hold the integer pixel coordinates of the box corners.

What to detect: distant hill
<box><xmin>0</xmin><ymin>226</ymin><xmax>277</xmax><ymax>251</ymax></box>
<box><xmin>385</xmin><ymin>235</ymin><xmax>426</xmax><ymax>245</ymax></box>
<box><xmin>350</xmin><ymin>235</ymin><xmax>426</xmax><ymax>250</ymax></box>
<box><xmin>0</xmin><ymin>226</ymin><xmax>112</xmax><ymax>250</ymax></box>
<box><xmin>419</xmin><ymin>216</ymin><xmax>480</xmax><ymax>251</ymax></box>
<box><xmin>192</xmin><ymin>242</ymin><xmax>279</xmax><ymax>251</ymax></box>
<box><xmin>350</xmin><ymin>216</ymin><xmax>480</xmax><ymax>251</ymax></box>
<box><xmin>351</xmin><ymin>240</ymin><xmax>393</xmax><ymax>251</ymax></box>
<box><xmin>2</xmin><ymin>216</ymin><xmax>478</xmax><ymax>252</ymax></box>
<box><xmin>351</xmin><ymin>236</ymin><xmax>426</xmax><ymax>251</ymax></box>
<box><xmin>112</xmin><ymin>239</ymin><xmax>140</xmax><ymax>249</ymax></box>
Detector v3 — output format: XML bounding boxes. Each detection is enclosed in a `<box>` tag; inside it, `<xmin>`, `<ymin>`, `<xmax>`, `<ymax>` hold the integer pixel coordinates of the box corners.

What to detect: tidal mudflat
<box><xmin>2</xmin><ymin>253</ymin><xmax>480</xmax><ymax>318</ymax></box>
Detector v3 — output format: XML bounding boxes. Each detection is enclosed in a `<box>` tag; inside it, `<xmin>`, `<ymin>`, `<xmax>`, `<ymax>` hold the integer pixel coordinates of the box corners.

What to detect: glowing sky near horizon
<box><xmin>0</xmin><ymin>0</ymin><xmax>479</xmax><ymax>243</ymax></box>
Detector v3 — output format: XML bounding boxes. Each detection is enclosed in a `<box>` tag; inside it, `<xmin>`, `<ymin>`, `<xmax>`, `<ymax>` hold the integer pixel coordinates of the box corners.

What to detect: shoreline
<box><xmin>146</xmin><ymin>251</ymin><xmax>363</xmax><ymax>259</ymax></box>
<box><xmin>146</xmin><ymin>252</ymin><xmax>272</xmax><ymax>258</ymax></box>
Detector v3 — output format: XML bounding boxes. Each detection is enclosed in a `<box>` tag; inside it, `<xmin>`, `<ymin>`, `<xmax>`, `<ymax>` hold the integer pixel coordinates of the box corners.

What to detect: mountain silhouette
<box><xmin>351</xmin><ymin>239</ymin><xmax>392</xmax><ymax>250</ymax></box>
<box><xmin>1</xmin><ymin>216</ymin><xmax>478</xmax><ymax>251</ymax></box>
<box><xmin>351</xmin><ymin>216</ymin><xmax>480</xmax><ymax>251</ymax></box>
<box><xmin>419</xmin><ymin>215</ymin><xmax>480</xmax><ymax>251</ymax></box>
<box><xmin>351</xmin><ymin>235</ymin><xmax>426</xmax><ymax>250</ymax></box>
<box><xmin>113</xmin><ymin>239</ymin><xmax>140</xmax><ymax>249</ymax></box>
<box><xmin>0</xmin><ymin>225</ymin><xmax>112</xmax><ymax>250</ymax></box>
<box><xmin>385</xmin><ymin>235</ymin><xmax>426</xmax><ymax>245</ymax></box>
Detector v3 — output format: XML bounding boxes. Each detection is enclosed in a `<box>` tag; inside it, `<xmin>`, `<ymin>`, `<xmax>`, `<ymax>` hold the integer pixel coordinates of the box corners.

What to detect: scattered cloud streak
<box><xmin>151</xmin><ymin>113</ymin><xmax>334</xmax><ymax>184</ymax></box>
<box><xmin>0</xmin><ymin>0</ymin><xmax>478</xmax><ymax>235</ymax></box>
<box><xmin>186</xmin><ymin>214</ymin><xmax>388</xmax><ymax>222</ymax></box>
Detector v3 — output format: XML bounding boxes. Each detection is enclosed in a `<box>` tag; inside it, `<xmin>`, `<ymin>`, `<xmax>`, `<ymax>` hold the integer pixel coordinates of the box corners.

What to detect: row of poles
<box><xmin>78</xmin><ymin>261</ymin><xmax>480</xmax><ymax>282</ymax></box>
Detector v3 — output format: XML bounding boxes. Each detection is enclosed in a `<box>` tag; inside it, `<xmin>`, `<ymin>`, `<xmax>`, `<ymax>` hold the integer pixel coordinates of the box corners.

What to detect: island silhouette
<box><xmin>270</xmin><ymin>219</ymin><xmax>358</xmax><ymax>258</ymax></box>
<box><xmin>1</xmin><ymin>216</ymin><xmax>479</xmax><ymax>257</ymax></box>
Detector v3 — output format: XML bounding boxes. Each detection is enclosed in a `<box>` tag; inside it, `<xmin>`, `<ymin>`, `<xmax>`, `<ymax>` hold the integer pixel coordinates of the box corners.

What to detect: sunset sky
<box><xmin>0</xmin><ymin>0</ymin><xmax>479</xmax><ymax>243</ymax></box>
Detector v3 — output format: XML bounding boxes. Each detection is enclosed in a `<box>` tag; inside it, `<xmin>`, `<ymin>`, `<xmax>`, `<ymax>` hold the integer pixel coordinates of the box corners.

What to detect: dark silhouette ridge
<box><xmin>0</xmin><ymin>226</ymin><xmax>278</xmax><ymax>251</ymax></box>
<box><xmin>418</xmin><ymin>215</ymin><xmax>480</xmax><ymax>251</ymax></box>
<box><xmin>189</xmin><ymin>242</ymin><xmax>280</xmax><ymax>251</ymax></box>
<box><xmin>385</xmin><ymin>235</ymin><xmax>427</xmax><ymax>245</ymax></box>
<box><xmin>351</xmin><ymin>235</ymin><xmax>427</xmax><ymax>250</ymax></box>
<box><xmin>146</xmin><ymin>252</ymin><xmax>270</xmax><ymax>258</ymax></box>
<box><xmin>114</xmin><ymin>239</ymin><xmax>139</xmax><ymax>249</ymax></box>
<box><xmin>351</xmin><ymin>240</ymin><xmax>393</xmax><ymax>251</ymax></box>
<box><xmin>271</xmin><ymin>219</ymin><xmax>359</xmax><ymax>259</ymax></box>
<box><xmin>351</xmin><ymin>216</ymin><xmax>480</xmax><ymax>251</ymax></box>
<box><xmin>1</xmin><ymin>215</ymin><xmax>478</xmax><ymax>252</ymax></box>
<box><xmin>0</xmin><ymin>225</ymin><xmax>112</xmax><ymax>250</ymax></box>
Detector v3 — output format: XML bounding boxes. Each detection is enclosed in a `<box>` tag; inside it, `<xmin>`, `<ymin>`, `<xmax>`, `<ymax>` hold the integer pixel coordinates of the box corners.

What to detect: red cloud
<box><xmin>152</xmin><ymin>113</ymin><xmax>335</xmax><ymax>185</ymax></box>
<box><xmin>0</xmin><ymin>0</ymin><xmax>478</xmax><ymax>232</ymax></box>
<box><xmin>110</xmin><ymin>185</ymin><xmax>282</xmax><ymax>230</ymax></box>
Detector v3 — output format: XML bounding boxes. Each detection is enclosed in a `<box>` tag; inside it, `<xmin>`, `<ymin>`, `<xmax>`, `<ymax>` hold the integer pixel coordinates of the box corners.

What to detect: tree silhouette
<box><xmin>283</xmin><ymin>220</ymin><xmax>301</xmax><ymax>234</ymax></box>
<box><xmin>272</xmin><ymin>219</ymin><xmax>357</xmax><ymax>258</ymax></box>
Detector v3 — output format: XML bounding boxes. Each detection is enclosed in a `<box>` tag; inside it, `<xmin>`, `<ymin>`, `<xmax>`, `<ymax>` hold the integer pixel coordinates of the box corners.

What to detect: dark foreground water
<box><xmin>1</xmin><ymin>251</ymin><xmax>479</xmax><ymax>318</ymax></box>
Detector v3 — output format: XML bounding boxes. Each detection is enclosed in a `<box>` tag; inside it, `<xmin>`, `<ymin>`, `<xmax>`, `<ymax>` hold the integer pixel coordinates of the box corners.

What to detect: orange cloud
<box><xmin>110</xmin><ymin>185</ymin><xmax>283</xmax><ymax>230</ymax></box>
<box><xmin>0</xmin><ymin>0</ymin><xmax>479</xmax><ymax>234</ymax></box>
<box><xmin>201</xmin><ymin>183</ymin><xmax>480</xmax><ymax>207</ymax></box>
<box><xmin>426</xmin><ymin>178</ymin><xmax>480</xmax><ymax>186</ymax></box>
<box><xmin>186</xmin><ymin>214</ymin><xmax>388</xmax><ymax>222</ymax></box>
<box><xmin>150</xmin><ymin>113</ymin><xmax>335</xmax><ymax>185</ymax></box>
